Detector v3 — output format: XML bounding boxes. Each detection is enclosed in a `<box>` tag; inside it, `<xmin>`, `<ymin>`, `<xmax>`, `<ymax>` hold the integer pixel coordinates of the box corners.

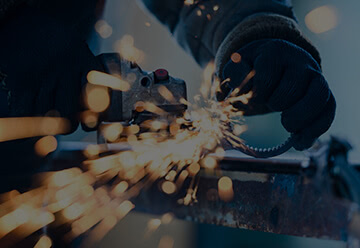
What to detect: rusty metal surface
<box><xmin>54</xmin><ymin>142</ymin><xmax>355</xmax><ymax>241</ymax></box>
<box><xmin>133</xmin><ymin>167</ymin><xmax>351</xmax><ymax>241</ymax></box>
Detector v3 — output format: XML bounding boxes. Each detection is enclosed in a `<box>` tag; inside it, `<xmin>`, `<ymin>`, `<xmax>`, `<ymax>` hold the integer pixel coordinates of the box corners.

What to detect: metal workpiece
<box><xmin>132</xmin><ymin>158</ymin><xmax>352</xmax><ymax>241</ymax></box>
<box><xmin>53</xmin><ymin>139</ymin><xmax>360</xmax><ymax>242</ymax></box>
<box><xmin>97</xmin><ymin>53</ymin><xmax>187</xmax><ymax>123</ymax></box>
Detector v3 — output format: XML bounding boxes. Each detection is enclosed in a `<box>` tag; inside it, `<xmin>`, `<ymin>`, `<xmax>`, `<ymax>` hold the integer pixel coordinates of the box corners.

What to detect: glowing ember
<box><xmin>63</xmin><ymin>203</ymin><xmax>85</xmax><ymax>221</ymax></box>
<box><xmin>231</xmin><ymin>53</ymin><xmax>241</xmax><ymax>63</ymax></box>
<box><xmin>87</xmin><ymin>70</ymin><xmax>130</xmax><ymax>91</ymax></box>
<box><xmin>161</xmin><ymin>213</ymin><xmax>174</xmax><ymax>225</ymax></box>
<box><xmin>158</xmin><ymin>236</ymin><xmax>174</xmax><ymax>248</ymax></box>
<box><xmin>305</xmin><ymin>5</ymin><xmax>338</xmax><ymax>34</ymax></box>
<box><xmin>95</xmin><ymin>20</ymin><xmax>113</xmax><ymax>39</ymax></box>
<box><xmin>112</xmin><ymin>181</ymin><xmax>129</xmax><ymax>196</ymax></box>
<box><xmin>161</xmin><ymin>181</ymin><xmax>177</xmax><ymax>194</ymax></box>
<box><xmin>34</xmin><ymin>136</ymin><xmax>58</xmax><ymax>157</ymax></box>
<box><xmin>0</xmin><ymin>117</ymin><xmax>69</xmax><ymax>142</ymax></box>
<box><xmin>116</xmin><ymin>201</ymin><xmax>134</xmax><ymax>218</ymax></box>
<box><xmin>102</xmin><ymin>123</ymin><xmax>123</xmax><ymax>142</ymax></box>
<box><xmin>233</xmin><ymin>124</ymin><xmax>247</xmax><ymax>136</ymax></box>
<box><xmin>81</xmin><ymin>111</ymin><xmax>98</xmax><ymax>128</ymax></box>
<box><xmin>218</xmin><ymin>176</ymin><xmax>234</xmax><ymax>202</ymax></box>
<box><xmin>158</xmin><ymin>85</ymin><xmax>176</xmax><ymax>103</ymax></box>
<box><xmin>114</xmin><ymin>35</ymin><xmax>145</xmax><ymax>63</ymax></box>
<box><xmin>147</xmin><ymin>218</ymin><xmax>161</xmax><ymax>231</ymax></box>
<box><xmin>34</xmin><ymin>235</ymin><xmax>52</xmax><ymax>248</ymax></box>
<box><xmin>187</xmin><ymin>162</ymin><xmax>200</xmax><ymax>176</ymax></box>
<box><xmin>84</xmin><ymin>144</ymin><xmax>101</xmax><ymax>158</ymax></box>
<box><xmin>202</xmin><ymin>157</ymin><xmax>217</xmax><ymax>169</ymax></box>
<box><xmin>184</xmin><ymin>0</ymin><xmax>194</xmax><ymax>5</ymax></box>
<box><xmin>85</xmin><ymin>85</ymin><xmax>110</xmax><ymax>113</ymax></box>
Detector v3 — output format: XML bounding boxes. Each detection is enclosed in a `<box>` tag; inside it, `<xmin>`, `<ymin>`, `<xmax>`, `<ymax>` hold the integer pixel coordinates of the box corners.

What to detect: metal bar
<box><xmin>133</xmin><ymin>167</ymin><xmax>351</xmax><ymax>241</ymax></box>
<box><xmin>53</xmin><ymin>142</ymin><xmax>355</xmax><ymax>241</ymax></box>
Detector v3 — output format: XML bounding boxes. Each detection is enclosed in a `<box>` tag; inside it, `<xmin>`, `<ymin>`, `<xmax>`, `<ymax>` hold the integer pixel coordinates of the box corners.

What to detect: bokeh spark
<box><xmin>0</xmin><ymin>49</ymin><xmax>249</xmax><ymax>248</ymax></box>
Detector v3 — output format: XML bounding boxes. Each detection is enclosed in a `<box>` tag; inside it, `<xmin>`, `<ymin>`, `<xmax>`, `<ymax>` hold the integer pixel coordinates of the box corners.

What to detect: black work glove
<box><xmin>0</xmin><ymin>7</ymin><xmax>103</xmax><ymax>132</ymax></box>
<box><xmin>217</xmin><ymin>39</ymin><xmax>336</xmax><ymax>150</ymax></box>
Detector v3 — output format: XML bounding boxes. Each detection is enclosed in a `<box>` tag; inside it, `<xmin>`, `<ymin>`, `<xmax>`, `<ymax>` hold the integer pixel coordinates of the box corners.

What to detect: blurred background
<box><xmin>62</xmin><ymin>0</ymin><xmax>359</xmax><ymax>247</ymax></box>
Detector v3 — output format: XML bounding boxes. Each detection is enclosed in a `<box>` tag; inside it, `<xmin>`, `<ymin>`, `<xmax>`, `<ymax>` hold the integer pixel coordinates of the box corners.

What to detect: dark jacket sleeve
<box><xmin>0</xmin><ymin>0</ymin><xmax>27</xmax><ymax>20</ymax></box>
<box><xmin>139</xmin><ymin>0</ymin><xmax>321</xmax><ymax>74</ymax></box>
<box><xmin>0</xmin><ymin>0</ymin><xmax>28</xmax><ymax>99</ymax></box>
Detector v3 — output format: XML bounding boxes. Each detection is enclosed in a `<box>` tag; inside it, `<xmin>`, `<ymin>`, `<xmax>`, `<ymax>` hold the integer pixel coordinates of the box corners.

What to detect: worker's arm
<box><xmin>140</xmin><ymin>0</ymin><xmax>336</xmax><ymax>150</ymax></box>
<box><xmin>139</xmin><ymin>0</ymin><xmax>320</xmax><ymax>68</ymax></box>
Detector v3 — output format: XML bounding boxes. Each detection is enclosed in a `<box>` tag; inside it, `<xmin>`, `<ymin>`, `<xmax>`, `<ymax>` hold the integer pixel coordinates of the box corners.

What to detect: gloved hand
<box><xmin>217</xmin><ymin>39</ymin><xmax>336</xmax><ymax>150</ymax></box>
<box><xmin>0</xmin><ymin>6</ymin><xmax>103</xmax><ymax>132</ymax></box>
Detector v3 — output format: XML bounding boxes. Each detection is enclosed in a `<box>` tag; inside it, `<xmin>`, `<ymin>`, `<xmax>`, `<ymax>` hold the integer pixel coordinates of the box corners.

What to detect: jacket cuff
<box><xmin>215</xmin><ymin>13</ymin><xmax>322</xmax><ymax>76</ymax></box>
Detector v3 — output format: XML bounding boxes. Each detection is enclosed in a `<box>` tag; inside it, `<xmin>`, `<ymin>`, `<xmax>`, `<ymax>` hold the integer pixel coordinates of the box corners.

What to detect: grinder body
<box><xmin>97</xmin><ymin>53</ymin><xmax>187</xmax><ymax>124</ymax></box>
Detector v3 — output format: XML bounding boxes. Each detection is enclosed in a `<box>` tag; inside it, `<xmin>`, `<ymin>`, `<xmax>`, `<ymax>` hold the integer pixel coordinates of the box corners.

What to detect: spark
<box><xmin>147</xmin><ymin>218</ymin><xmax>161</xmax><ymax>232</ymax></box>
<box><xmin>218</xmin><ymin>176</ymin><xmax>234</xmax><ymax>202</ymax></box>
<box><xmin>161</xmin><ymin>181</ymin><xmax>177</xmax><ymax>195</ymax></box>
<box><xmin>202</xmin><ymin>157</ymin><xmax>217</xmax><ymax>169</ymax></box>
<box><xmin>95</xmin><ymin>20</ymin><xmax>113</xmax><ymax>39</ymax></box>
<box><xmin>229</xmin><ymin>91</ymin><xmax>253</xmax><ymax>105</ymax></box>
<box><xmin>143</xmin><ymin>102</ymin><xmax>167</xmax><ymax>115</ymax></box>
<box><xmin>0</xmin><ymin>57</ymin><xmax>252</xmax><ymax>246</ymax></box>
<box><xmin>200</xmin><ymin>62</ymin><xmax>215</xmax><ymax>98</ymax></box>
<box><xmin>84</xmin><ymin>144</ymin><xmax>101</xmax><ymax>158</ymax></box>
<box><xmin>305</xmin><ymin>5</ymin><xmax>338</xmax><ymax>34</ymax></box>
<box><xmin>114</xmin><ymin>35</ymin><xmax>145</xmax><ymax>63</ymax></box>
<box><xmin>228</xmin><ymin>70</ymin><xmax>256</xmax><ymax>98</ymax></box>
<box><xmin>231</xmin><ymin>52</ymin><xmax>241</xmax><ymax>63</ymax></box>
<box><xmin>184</xmin><ymin>0</ymin><xmax>194</xmax><ymax>5</ymax></box>
<box><xmin>34</xmin><ymin>235</ymin><xmax>52</xmax><ymax>248</ymax></box>
<box><xmin>233</xmin><ymin>124</ymin><xmax>247</xmax><ymax>136</ymax></box>
<box><xmin>158</xmin><ymin>236</ymin><xmax>174</xmax><ymax>248</ymax></box>
<box><xmin>187</xmin><ymin>162</ymin><xmax>200</xmax><ymax>176</ymax></box>
<box><xmin>158</xmin><ymin>85</ymin><xmax>176</xmax><ymax>103</ymax></box>
<box><xmin>81</xmin><ymin>111</ymin><xmax>98</xmax><ymax>128</ymax></box>
<box><xmin>63</xmin><ymin>202</ymin><xmax>85</xmax><ymax>221</ymax></box>
<box><xmin>87</xmin><ymin>70</ymin><xmax>131</xmax><ymax>91</ymax></box>
<box><xmin>112</xmin><ymin>181</ymin><xmax>129</xmax><ymax>196</ymax></box>
<box><xmin>0</xmin><ymin>205</ymin><xmax>32</xmax><ymax>237</ymax></box>
<box><xmin>116</xmin><ymin>200</ymin><xmax>134</xmax><ymax>219</ymax></box>
<box><xmin>85</xmin><ymin>85</ymin><xmax>110</xmax><ymax>113</ymax></box>
<box><xmin>0</xmin><ymin>117</ymin><xmax>69</xmax><ymax>142</ymax></box>
<box><xmin>102</xmin><ymin>123</ymin><xmax>123</xmax><ymax>142</ymax></box>
<box><xmin>215</xmin><ymin>147</ymin><xmax>225</xmax><ymax>159</ymax></box>
<box><xmin>34</xmin><ymin>136</ymin><xmax>58</xmax><ymax>157</ymax></box>
<box><xmin>128</xmin><ymin>124</ymin><xmax>140</xmax><ymax>134</ymax></box>
<box><xmin>161</xmin><ymin>213</ymin><xmax>174</xmax><ymax>225</ymax></box>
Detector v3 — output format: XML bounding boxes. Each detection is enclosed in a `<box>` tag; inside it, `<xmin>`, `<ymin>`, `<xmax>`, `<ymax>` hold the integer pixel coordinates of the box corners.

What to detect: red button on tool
<box><xmin>154</xmin><ymin>69</ymin><xmax>169</xmax><ymax>81</ymax></box>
